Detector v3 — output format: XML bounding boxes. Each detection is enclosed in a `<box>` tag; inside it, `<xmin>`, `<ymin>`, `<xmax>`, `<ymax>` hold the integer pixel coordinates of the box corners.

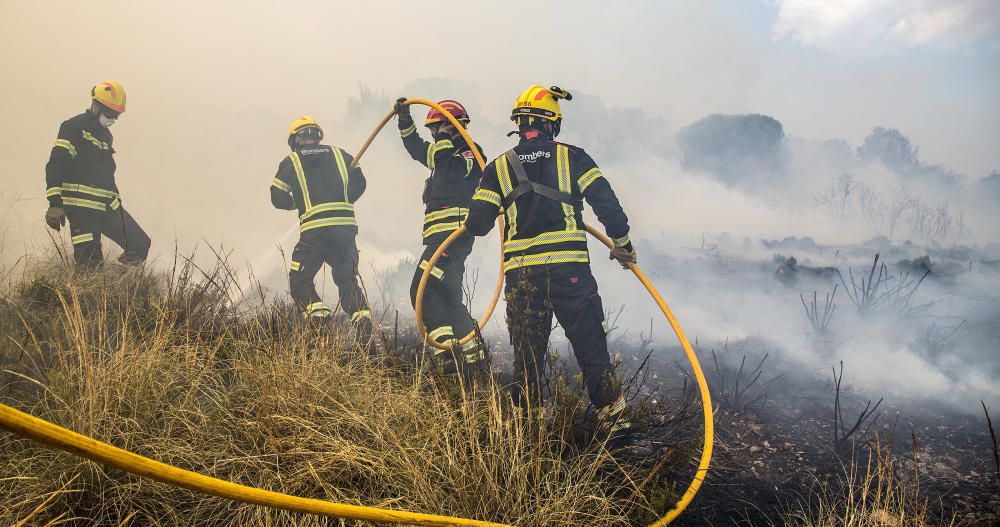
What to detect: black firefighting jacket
<box><xmin>398</xmin><ymin>114</ymin><xmax>484</xmax><ymax>246</ymax></box>
<box><xmin>270</xmin><ymin>144</ymin><xmax>366</xmax><ymax>237</ymax></box>
<box><xmin>465</xmin><ymin>135</ymin><xmax>631</xmax><ymax>272</ymax></box>
<box><xmin>45</xmin><ymin>110</ymin><xmax>122</xmax><ymax>212</ymax></box>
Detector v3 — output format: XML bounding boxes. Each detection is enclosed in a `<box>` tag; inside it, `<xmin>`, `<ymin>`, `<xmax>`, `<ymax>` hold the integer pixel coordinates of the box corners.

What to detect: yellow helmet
<box><xmin>91</xmin><ymin>81</ymin><xmax>126</xmax><ymax>113</ymax></box>
<box><xmin>289</xmin><ymin>116</ymin><xmax>323</xmax><ymax>137</ymax></box>
<box><xmin>288</xmin><ymin>116</ymin><xmax>324</xmax><ymax>148</ymax></box>
<box><xmin>510</xmin><ymin>85</ymin><xmax>572</xmax><ymax>124</ymax></box>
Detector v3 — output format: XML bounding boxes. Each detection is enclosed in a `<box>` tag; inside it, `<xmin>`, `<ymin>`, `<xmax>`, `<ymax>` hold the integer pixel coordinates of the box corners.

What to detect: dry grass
<box><xmin>0</xmin><ymin>257</ymin><xmax>664</xmax><ymax>526</ymax></box>
<box><xmin>783</xmin><ymin>436</ymin><xmax>963</xmax><ymax>527</ymax></box>
<box><xmin>6</xmin><ymin>254</ymin><xmax>967</xmax><ymax>526</ymax></box>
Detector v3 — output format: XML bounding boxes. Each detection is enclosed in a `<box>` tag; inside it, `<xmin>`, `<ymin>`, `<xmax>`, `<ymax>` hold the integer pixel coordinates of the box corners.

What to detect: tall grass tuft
<box><xmin>783</xmin><ymin>435</ymin><xmax>962</xmax><ymax>527</ymax></box>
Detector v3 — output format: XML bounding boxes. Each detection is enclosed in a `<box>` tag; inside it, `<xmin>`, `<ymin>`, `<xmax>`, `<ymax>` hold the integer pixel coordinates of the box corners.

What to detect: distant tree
<box><xmin>977</xmin><ymin>170</ymin><xmax>1000</xmax><ymax>200</ymax></box>
<box><xmin>910</xmin><ymin>163</ymin><xmax>963</xmax><ymax>188</ymax></box>
<box><xmin>886</xmin><ymin>186</ymin><xmax>917</xmax><ymax>242</ymax></box>
<box><xmin>344</xmin><ymin>83</ymin><xmax>392</xmax><ymax>126</ymax></box>
<box><xmin>815</xmin><ymin>139</ymin><xmax>856</xmax><ymax>169</ymax></box>
<box><xmin>909</xmin><ymin>199</ymin><xmax>953</xmax><ymax>243</ymax></box>
<box><xmin>819</xmin><ymin>139</ymin><xmax>855</xmax><ymax>160</ymax></box>
<box><xmin>814</xmin><ymin>173</ymin><xmax>859</xmax><ymax>219</ymax></box>
<box><xmin>858</xmin><ymin>127</ymin><xmax>962</xmax><ymax>187</ymax></box>
<box><xmin>677</xmin><ymin>113</ymin><xmax>787</xmax><ymax>188</ymax></box>
<box><xmin>857</xmin><ymin>127</ymin><xmax>919</xmax><ymax>173</ymax></box>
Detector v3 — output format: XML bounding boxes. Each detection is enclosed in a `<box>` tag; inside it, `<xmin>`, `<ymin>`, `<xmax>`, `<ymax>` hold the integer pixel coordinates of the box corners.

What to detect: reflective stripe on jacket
<box><xmin>398</xmin><ymin>115</ymin><xmax>484</xmax><ymax>245</ymax></box>
<box><xmin>45</xmin><ymin>111</ymin><xmax>119</xmax><ymax>210</ymax></box>
<box><xmin>466</xmin><ymin>137</ymin><xmax>631</xmax><ymax>272</ymax></box>
<box><xmin>270</xmin><ymin>144</ymin><xmax>366</xmax><ymax>235</ymax></box>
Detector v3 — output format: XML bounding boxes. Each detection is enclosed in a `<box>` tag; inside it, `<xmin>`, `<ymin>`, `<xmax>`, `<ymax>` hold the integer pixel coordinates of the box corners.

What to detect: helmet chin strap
<box><xmin>513</xmin><ymin>120</ymin><xmax>556</xmax><ymax>140</ymax></box>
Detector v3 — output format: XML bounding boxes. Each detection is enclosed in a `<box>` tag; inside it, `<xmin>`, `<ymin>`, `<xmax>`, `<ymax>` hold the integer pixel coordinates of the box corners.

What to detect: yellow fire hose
<box><xmin>403</xmin><ymin>101</ymin><xmax>713</xmax><ymax>524</ymax></box>
<box><xmin>415</xmin><ymin>225</ymin><xmax>713</xmax><ymax>526</ymax></box>
<box><xmin>351</xmin><ymin>98</ymin><xmax>504</xmax><ymax>350</ymax></box>
<box><xmin>0</xmin><ymin>98</ymin><xmax>712</xmax><ymax>526</ymax></box>
<box><xmin>0</xmin><ymin>402</ymin><xmax>509</xmax><ymax>527</ymax></box>
<box><xmin>365</xmin><ymin>98</ymin><xmax>712</xmax><ymax>521</ymax></box>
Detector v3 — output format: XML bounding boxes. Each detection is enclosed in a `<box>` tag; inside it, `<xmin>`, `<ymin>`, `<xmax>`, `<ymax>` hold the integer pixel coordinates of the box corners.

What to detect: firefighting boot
<box><xmin>597</xmin><ymin>397</ymin><xmax>651</xmax><ymax>455</ymax></box>
<box><xmin>458</xmin><ymin>337</ymin><xmax>489</xmax><ymax>385</ymax></box>
<box><xmin>430</xmin><ymin>343</ymin><xmax>462</xmax><ymax>378</ymax></box>
<box><xmin>350</xmin><ymin>309</ymin><xmax>375</xmax><ymax>357</ymax></box>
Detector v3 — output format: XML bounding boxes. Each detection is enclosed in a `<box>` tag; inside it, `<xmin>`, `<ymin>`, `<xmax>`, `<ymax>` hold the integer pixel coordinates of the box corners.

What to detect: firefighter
<box><xmin>463</xmin><ymin>85</ymin><xmax>638</xmax><ymax>442</ymax></box>
<box><xmin>394</xmin><ymin>98</ymin><xmax>487</xmax><ymax>377</ymax></box>
<box><xmin>270</xmin><ymin>116</ymin><xmax>373</xmax><ymax>352</ymax></box>
<box><xmin>44</xmin><ymin>81</ymin><xmax>151</xmax><ymax>268</ymax></box>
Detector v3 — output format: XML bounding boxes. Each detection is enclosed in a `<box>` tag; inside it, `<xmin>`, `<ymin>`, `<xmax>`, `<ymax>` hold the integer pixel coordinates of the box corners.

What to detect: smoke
<box><xmin>772</xmin><ymin>0</ymin><xmax>1000</xmax><ymax>54</ymax></box>
<box><xmin>1</xmin><ymin>1</ymin><xmax>997</xmax><ymax>412</ymax></box>
<box><xmin>564</xmin><ymin>101</ymin><xmax>1000</xmax><ymax>414</ymax></box>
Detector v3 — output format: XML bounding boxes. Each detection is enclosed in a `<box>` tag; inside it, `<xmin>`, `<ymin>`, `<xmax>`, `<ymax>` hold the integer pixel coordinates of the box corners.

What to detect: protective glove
<box><xmin>609</xmin><ymin>244</ymin><xmax>637</xmax><ymax>270</ymax></box>
<box><xmin>45</xmin><ymin>206</ymin><xmax>66</xmax><ymax>231</ymax></box>
<box><xmin>394</xmin><ymin>97</ymin><xmax>411</xmax><ymax>117</ymax></box>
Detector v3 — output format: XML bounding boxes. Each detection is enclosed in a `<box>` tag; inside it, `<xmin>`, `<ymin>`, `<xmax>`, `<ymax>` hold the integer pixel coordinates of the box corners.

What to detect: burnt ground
<box><xmin>388</xmin><ymin>241</ymin><xmax>1000</xmax><ymax>525</ymax></box>
<box><xmin>427</xmin><ymin>310</ymin><xmax>999</xmax><ymax>526</ymax></box>
<box><xmin>583</xmin><ymin>241</ymin><xmax>1000</xmax><ymax>525</ymax></box>
<box><xmin>611</xmin><ymin>346</ymin><xmax>1000</xmax><ymax>527</ymax></box>
<box><xmin>477</xmin><ymin>339</ymin><xmax>994</xmax><ymax>526</ymax></box>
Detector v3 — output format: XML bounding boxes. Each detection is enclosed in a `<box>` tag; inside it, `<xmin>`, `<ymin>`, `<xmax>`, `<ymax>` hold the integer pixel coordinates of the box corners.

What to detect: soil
<box><xmin>623</xmin><ymin>348</ymin><xmax>1000</xmax><ymax>526</ymax></box>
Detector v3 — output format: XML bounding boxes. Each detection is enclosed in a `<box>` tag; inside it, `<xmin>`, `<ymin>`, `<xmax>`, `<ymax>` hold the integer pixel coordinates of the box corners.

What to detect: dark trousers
<box><xmin>67</xmin><ymin>207</ymin><xmax>151</xmax><ymax>268</ymax></box>
<box><xmin>409</xmin><ymin>235</ymin><xmax>480</xmax><ymax>363</ymax></box>
<box><xmin>504</xmin><ymin>262</ymin><xmax>618</xmax><ymax>409</ymax></box>
<box><xmin>289</xmin><ymin>229</ymin><xmax>369</xmax><ymax>320</ymax></box>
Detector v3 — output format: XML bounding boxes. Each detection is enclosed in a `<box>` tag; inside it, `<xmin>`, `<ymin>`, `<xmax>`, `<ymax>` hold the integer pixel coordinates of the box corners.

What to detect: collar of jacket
<box><xmin>83</xmin><ymin>109</ymin><xmax>111</xmax><ymax>137</ymax></box>
<box><xmin>294</xmin><ymin>142</ymin><xmax>325</xmax><ymax>152</ymax></box>
<box><xmin>519</xmin><ymin>131</ymin><xmax>551</xmax><ymax>144</ymax></box>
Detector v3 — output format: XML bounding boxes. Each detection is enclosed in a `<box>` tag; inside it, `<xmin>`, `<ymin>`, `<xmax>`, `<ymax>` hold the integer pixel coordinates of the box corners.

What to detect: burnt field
<box><xmin>480</xmin><ymin>234</ymin><xmax>1000</xmax><ymax>525</ymax></box>
<box><xmin>619</xmin><ymin>343</ymin><xmax>999</xmax><ymax>525</ymax></box>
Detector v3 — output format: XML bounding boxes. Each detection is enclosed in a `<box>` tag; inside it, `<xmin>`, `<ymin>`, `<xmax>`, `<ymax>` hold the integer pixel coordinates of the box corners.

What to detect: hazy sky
<box><xmin>1</xmin><ymin>0</ymin><xmax>997</xmax><ymax>268</ymax></box>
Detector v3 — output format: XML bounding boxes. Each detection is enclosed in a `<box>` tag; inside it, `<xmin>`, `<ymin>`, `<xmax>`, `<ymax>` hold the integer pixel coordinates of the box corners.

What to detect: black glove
<box><xmin>395</xmin><ymin>97</ymin><xmax>413</xmax><ymax>130</ymax></box>
<box><xmin>45</xmin><ymin>206</ymin><xmax>66</xmax><ymax>231</ymax></box>
<box><xmin>394</xmin><ymin>97</ymin><xmax>410</xmax><ymax>117</ymax></box>
<box><xmin>609</xmin><ymin>243</ymin><xmax>637</xmax><ymax>270</ymax></box>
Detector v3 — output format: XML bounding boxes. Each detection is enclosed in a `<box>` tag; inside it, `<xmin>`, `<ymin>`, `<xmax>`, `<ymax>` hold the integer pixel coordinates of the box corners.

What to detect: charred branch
<box><xmin>801</xmin><ymin>285</ymin><xmax>838</xmax><ymax>335</ymax></box>
<box><xmin>709</xmin><ymin>341</ymin><xmax>784</xmax><ymax>415</ymax></box>
<box><xmin>838</xmin><ymin>253</ymin><xmax>931</xmax><ymax>318</ymax></box>
<box><xmin>832</xmin><ymin>361</ymin><xmax>883</xmax><ymax>455</ymax></box>
<box><xmin>984</xmin><ymin>400</ymin><xmax>1000</xmax><ymax>492</ymax></box>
